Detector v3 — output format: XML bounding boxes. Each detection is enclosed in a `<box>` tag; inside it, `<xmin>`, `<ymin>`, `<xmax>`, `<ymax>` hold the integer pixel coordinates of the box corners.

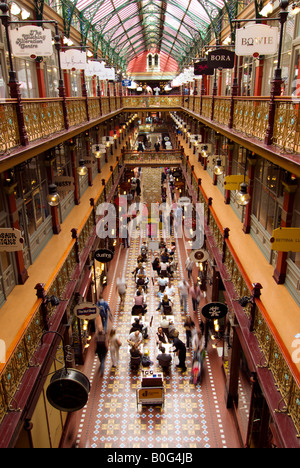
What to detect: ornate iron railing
<box><xmin>1</xmin><ymin>95</ymin><xmax>300</xmax><ymax>157</ymax></box>
<box><xmin>0</xmin><ymin>157</ymin><xmax>122</xmax><ymax>426</ymax></box>
<box><xmin>183</xmin><ymin>154</ymin><xmax>300</xmax><ymax>438</ymax></box>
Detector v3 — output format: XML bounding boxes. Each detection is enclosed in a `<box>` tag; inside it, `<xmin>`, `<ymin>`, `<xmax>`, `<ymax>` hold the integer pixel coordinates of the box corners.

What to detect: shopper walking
<box><xmin>95</xmin><ymin>330</ymin><xmax>108</xmax><ymax>376</ymax></box>
<box><xmin>116</xmin><ymin>276</ymin><xmax>127</xmax><ymax>308</ymax></box>
<box><xmin>189</xmin><ymin>282</ymin><xmax>202</xmax><ymax>313</ymax></box>
<box><xmin>172</xmin><ymin>330</ymin><xmax>187</xmax><ymax>372</ymax></box>
<box><xmin>178</xmin><ymin>279</ymin><xmax>189</xmax><ymax>313</ymax></box>
<box><xmin>184</xmin><ymin>316</ymin><xmax>195</xmax><ymax>348</ymax></box>
<box><xmin>97</xmin><ymin>296</ymin><xmax>113</xmax><ymax>332</ymax></box>
<box><xmin>185</xmin><ymin>257</ymin><xmax>194</xmax><ymax>281</ymax></box>
<box><xmin>109</xmin><ymin>329</ymin><xmax>122</xmax><ymax>368</ymax></box>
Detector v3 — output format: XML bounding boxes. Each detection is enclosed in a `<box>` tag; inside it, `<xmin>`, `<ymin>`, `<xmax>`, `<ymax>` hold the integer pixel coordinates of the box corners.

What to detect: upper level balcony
<box><xmin>1</xmin><ymin>93</ymin><xmax>299</xmax><ymax>178</ymax></box>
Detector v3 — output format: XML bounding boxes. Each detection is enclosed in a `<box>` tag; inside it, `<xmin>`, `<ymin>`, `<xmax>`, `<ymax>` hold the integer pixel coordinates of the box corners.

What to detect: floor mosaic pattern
<box><xmin>61</xmin><ymin>168</ymin><xmax>241</xmax><ymax>449</ymax></box>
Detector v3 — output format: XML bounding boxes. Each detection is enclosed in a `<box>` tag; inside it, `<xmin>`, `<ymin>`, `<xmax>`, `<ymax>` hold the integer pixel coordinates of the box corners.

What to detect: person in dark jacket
<box><xmin>172</xmin><ymin>331</ymin><xmax>187</xmax><ymax>372</ymax></box>
<box><xmin>95</xmin><ymin>330</ymin><xmax>108</xmax><ymax>376</ymax></box>
<box><xmin>157</xmin><ymin>348</ymin><xmax>172</xmax><ymax>369</ymax></box>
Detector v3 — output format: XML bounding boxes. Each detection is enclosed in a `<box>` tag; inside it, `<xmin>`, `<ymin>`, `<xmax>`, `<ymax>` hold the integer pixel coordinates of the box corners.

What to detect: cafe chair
<box><xmin>130</xmin><ymin>356</ymin><xmax>141</xmax><ymax>370</ymax></box>
<box><xmin>132</xmin><ymin>305</ymin><xmax>146</xmax><ymax>316</ymax></box>
<box><xmin>162</xmin><ymin>304</ymin><xmax>172</xmax><ymax>315</ymax></box>
<box><xmin>136</xmin><ymin>277</ymin><xmax>148</xmax><ymax>292</ymax></box>
<box><xmin>159</xmin><ymin>361</ymin><xmax>172</xmax><ymax>373</ymax></box>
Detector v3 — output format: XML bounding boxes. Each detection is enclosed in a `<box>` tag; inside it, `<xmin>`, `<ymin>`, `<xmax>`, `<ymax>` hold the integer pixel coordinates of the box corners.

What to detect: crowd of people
<box><xmin>93</xmin><ymin>165</ymin><xmax>206</xmax><ymax>383</ymax></box>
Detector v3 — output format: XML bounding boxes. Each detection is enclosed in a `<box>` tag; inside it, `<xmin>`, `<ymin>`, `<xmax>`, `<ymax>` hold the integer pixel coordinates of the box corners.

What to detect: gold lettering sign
<box><xmin>138</xmin><ymin>388</ymin><xmax>163</xmax><ymax>400</ymax></box>
<box><xmin>270</xmin><ymin>228</ymin><xmax>300</xmax><ymax>252</ymax></box>
<box><xmin>224</xmin><ymin>175</ymin><xmax>249</xmax><ymax>191</ymax></box>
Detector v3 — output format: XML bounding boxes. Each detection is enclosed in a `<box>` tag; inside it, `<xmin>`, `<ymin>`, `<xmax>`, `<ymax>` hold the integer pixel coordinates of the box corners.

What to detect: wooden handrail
<box><xmin>186</xmin><ymin>155</ymin><xmax>300</xmax><ymax>389</ymax></box>
<box><xmin>0</xmin><ymin>155</ymin><xmax>121</xmax><ymax>378</ymax></box>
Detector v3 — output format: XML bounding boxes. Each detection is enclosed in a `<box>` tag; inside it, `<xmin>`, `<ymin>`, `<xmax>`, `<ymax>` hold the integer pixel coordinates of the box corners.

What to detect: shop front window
<box><xmin>14</xmin><ymin>58</ymin><xmax>38</xmax><ymax>98</ymax></box>
<box><xmin>290</xmin><ymin>187</ymin><xmax>300</xmax><ymax>268</ymax></box>
<box><xmin>44</xmin><ymin>55</ymin><xmax>59</xmax><ymax>97</ymax></box>
<box><xmin>69</xmin><ymin>70</ymin><xmax>82</xmax><ymax>96</ymax></box>
<box><xmin>252</xmin><ymin>160</ymin><xmax>284</xmax><ymax>235</ymax></box>
<box><xmin>0</xmin><ymin>54</ymin><xmax>7</xmax><ymax>98</ymax></box>
<box><xmin>239</xmin><ymin>57</ymin><xmax>254</xmax><ymax>96</ymax></box>
<box><xmin>18</xmin><ymin>156</ymin><xmax>50</xmax><ymax>237</ymax></box>
<box><xmin>291</xmin><ymin>48</ymin><xmax>300</xmax><ymax>97</ymax></box>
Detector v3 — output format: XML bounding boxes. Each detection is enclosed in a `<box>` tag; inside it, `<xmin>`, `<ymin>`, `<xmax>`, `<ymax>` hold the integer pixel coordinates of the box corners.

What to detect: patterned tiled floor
<box><xmin>61</xmin><ymin>168</ymin><xmax>242</xmax><ymax>449</ymax></box>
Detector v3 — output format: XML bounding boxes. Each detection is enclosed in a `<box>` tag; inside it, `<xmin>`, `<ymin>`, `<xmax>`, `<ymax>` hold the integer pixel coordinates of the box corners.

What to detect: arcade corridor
<box><xmin>60</xmin><ymin>167</ymin><xmax>242</xmax><ymax>449</ymax></box>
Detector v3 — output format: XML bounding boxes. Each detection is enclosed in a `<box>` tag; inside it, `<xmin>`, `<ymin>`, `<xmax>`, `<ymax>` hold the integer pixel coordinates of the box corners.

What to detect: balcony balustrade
<box><xmin>1</xmin><ymin>94</ymin><xmax>299</xmax><ymax>158</ymax></box>
<box><xmin>0</xmin><ymin>92</ymin><xmax>299</xmax><ymax>441</ymax></box>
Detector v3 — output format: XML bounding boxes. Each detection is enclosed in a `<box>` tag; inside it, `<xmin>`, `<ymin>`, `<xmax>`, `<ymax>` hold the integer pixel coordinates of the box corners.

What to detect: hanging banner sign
<box><xmin>92</xmin><ymin>144</ymin><xmax>106</xmax><ymax>154</ymax></box>
<box><xmin>235</xmin><ymin>24</ymin><xmax>279</xmax><ymax>57</ymax></box>
<box><xmin>190</xmin><ymin>249</ymin><xmax>209</xmax><ymax>263</ymax></box>
<box><xmin>178</xmin><ymin>197</ymin><xmax>191</xmax><ymax>207</ymax></box>
<box><xmin>60</xmin><ymin>49</ymin><xmax>87</xmax><ymax>70</ymax></box>
<box><xmin>52</xmin><ymin>176</ymin><xmax>75</xmax><ymax>193</ymax></box>
<box><xmin>122</xmin><ymin>80</ymin><xmax>132</xmax><ymax>87</ymax></box>
<box><xmin>74</xmin><ymin>302</ymin><xmax>99</xmax><ymax>320</ymax></box>
<box><xmin>81</xmin><ymin>157</ymin><xmax>95</xmax><ymax>168</ymax></box>
<box><xmin>0</xmin><ymin>228</ymin><xmax>24</xmax><ymax>252</ymax></box>
<box><xmin>207</xmin><ymin>48</ymin><xmax>235</xmax><ymax>69</ymax></box>
<box><xmin>201</xmin><ymin>302</ymin><xmax>228</xmax><ymax>320</ymax></box>
<box><xmin>224</xmin><ymin>175</ymin><xmax>250</xmax><ymax>191</ymax></box>
<box><xmin>10</xmin><ymin>26</ymin><xmax>53</xmax><ymax>58</ymax></box>
<box><xmin>194</xmin><ymin>60</ymin><xmax>214</xmax><ymax>76</ymax></box>
<box><xmin>270</xmin><ymin>228</ymin><xmax>300</xmax><ymax>252</ymax></box>
<box><xmin>94</xmin><ymin>249</ymin><xmax>114</xmax><ymax>263</ymax></box>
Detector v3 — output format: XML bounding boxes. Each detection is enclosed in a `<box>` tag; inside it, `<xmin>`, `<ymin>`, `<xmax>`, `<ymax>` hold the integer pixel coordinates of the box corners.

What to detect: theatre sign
<box><xmin>235</xmin><ymin>24</ymin><xmax>278</xmax><ymax>56</ymax></box>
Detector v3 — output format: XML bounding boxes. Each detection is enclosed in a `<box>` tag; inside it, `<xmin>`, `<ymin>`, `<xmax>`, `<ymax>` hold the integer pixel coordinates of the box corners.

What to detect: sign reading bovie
<box><xmin>235</xmin><ymin>24</ymin><xmax>279</xmax><ymax>56</ymax></box>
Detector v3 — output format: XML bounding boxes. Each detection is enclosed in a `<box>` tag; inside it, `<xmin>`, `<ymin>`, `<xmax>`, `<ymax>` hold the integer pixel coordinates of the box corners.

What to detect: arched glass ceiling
<box><xmin>65</xmin><ymin>0</ymin><xmax>228</xmax><ymax>69</ymax></box>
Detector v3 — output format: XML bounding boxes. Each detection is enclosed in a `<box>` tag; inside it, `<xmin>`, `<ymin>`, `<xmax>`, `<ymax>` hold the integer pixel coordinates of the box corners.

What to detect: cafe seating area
<box><xmin>60</xmin><ymin>165</ymin><xmax>243</xmax><ymax>449</ymax></box>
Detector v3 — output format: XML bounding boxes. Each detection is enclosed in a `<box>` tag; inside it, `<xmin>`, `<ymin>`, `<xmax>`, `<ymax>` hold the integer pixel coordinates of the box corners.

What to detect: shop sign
<box><xmin>122</xmin><ymin>80</ymin><xmax>131</xmax><ymax>87</ymax></box>
<box><xmin>194</xmin><ymin>60</ymin><xmax>214</xmax><ymax>76</ymax></box>
<box><xmin>94</xmin><ymin>249</ymin><xmax>114</xmax><ymax>263</ymax></box>
<box><xmin>81</xmin><ymin>157</ymin><xmax>95</xmax><ymax>168</ymax></box>
<box><xmin>207</xmin><ymin>48</ymin><xmax>235</xmax><ymax>69</ymax></box>
<box><xmin>190</xmin><ymin>249</ymin><xmax>209</xmax><ymax>263</ymax></box>
<box><xmin>224</xmin><ymin>175</ymin><xmax>249</xmax><ymax>191</ymax></box>
<box><xmin>85</xmin><ymin>60</ymin><xmax>104</xmax><ymax>77</ymax></box>
<box><xmin>0</xmin><ymin>228</ymin><xmax>24</xmax><ymax>252</ymax></box>
<box><xmin>10</xmin><ymin>26</ymin><xmax>53</xmax><ymax>58</ymax></box>
<box><xmin>178</xmin><ymin>197</ymin><xmax>191</xmax><ymax>207</ymax></box>
<box><xmin>138</xmin><ymin>387</ymin><xmax>164</xmax><ymax>404</ymax></box>
<box><xmin>60</xmin><ymin>49</ymin><xmax>87</xmax><ymax>70</ymax></box>
<box><xmin>52</xmin><ymin>176</ymin><xmax>75</xmax><ymax>193</ymax></box>
<box><xmin>200</xmin><ymin>143</ymin><xmax>212</xmax><ymax>153</ymax></box>
<box><xmin>74</xmin><ymin>302</ymin><xmax>99</xmax><ymax>320</ymax></box>
<box><xmin>201</xmin><ymin>302</ymin><xmax>228</xmax><ymax>320</ymax></box>
<box><xmin>92</xmin><ymin>144</ymin><xmax>106</xmax><ymax>153</ymax></box>
<box><xmin>235</xmin><ymin>24</ymin><xmax>278</xmax><ymax>56</ymax></box>
<box><xmin>270</xmin><ymin>228</ymin><xmax>300</xmax><ymax>252</ymax></box>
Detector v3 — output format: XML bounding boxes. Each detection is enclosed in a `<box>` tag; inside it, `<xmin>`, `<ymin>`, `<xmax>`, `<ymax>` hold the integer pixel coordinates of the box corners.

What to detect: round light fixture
<box><xmin>77</xmin><ymin>159</ymin><xmax>88</xmax><ymax>176</ymax></box>
<box><xmin>214</xmin><ymin>158</ymin><xmax>223</xmax><ymax>176</ymax></box>
<box><xmin>47</xmin><ymin>184</ymin><xmax>60</xmax><ymax>207</ymax></box>
<box><xmin>236</xmin><ymin>182</ymin><xmax>251</xmax><ymax>206</ymax></box>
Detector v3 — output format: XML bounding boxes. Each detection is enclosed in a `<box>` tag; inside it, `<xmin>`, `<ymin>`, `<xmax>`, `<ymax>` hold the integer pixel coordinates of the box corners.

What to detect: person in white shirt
<box><xmin>157</xmin><ymin>275</ymin><xmax>169</xmax><ymax>293</ymax></box>
<box><xmin>127</xmin><ymin>330</ymin><xmax>143</xmax><ymax>349</ymax></box>
<box><xmin>160</xmin><ymin>261</ymin><xmax>169</xmax><ymax>277</ymax></box>
<box><xmin>165</xmin><ymin>284</ymin><xmax>176</xmax><ymax>297</ymax></box>
<box><xmin>178</xmin><ymin>279</ymin><xmax>189</xmax><ymax>313</ymax></box>
<box><xmin>185</xmin><ymin>257</ymin><xmax>194</xmax><ymax>280</ymax></box>
<box><xmin>116</xmin><ymin>276</ymin><xmax>127</xmax><ymax>308</ymax></box>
